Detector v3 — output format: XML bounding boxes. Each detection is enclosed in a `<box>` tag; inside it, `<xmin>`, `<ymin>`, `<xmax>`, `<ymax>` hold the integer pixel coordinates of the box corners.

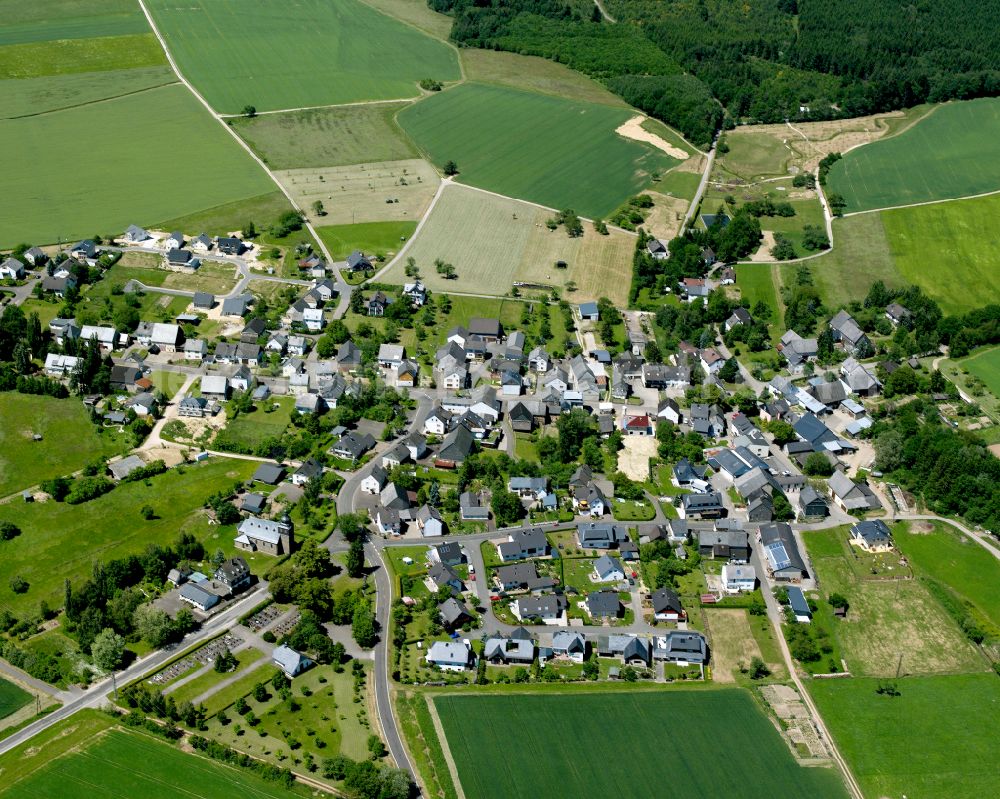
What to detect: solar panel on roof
<box><xmin>766</xmin><ymin>541</ymin><xmax>792</xmax><ymax>571</ymax></box>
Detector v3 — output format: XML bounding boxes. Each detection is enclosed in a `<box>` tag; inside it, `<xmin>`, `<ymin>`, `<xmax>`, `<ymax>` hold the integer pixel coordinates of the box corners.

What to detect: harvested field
<box><xmin>383</xmin><ymin>184</ymin><xmax>634</xmax><ymax>305</ymax></box>
<box><xmin>274</xmin><ymin>159</ymin><xmax>439</xmax><ymax>227</ymax></box>
<box><xmin>639</xmin><ymin>190</ymin><xmax>690</xmax><ymax>241</ymax></box>
<box><xmin>617</xmin><ymin>435</ymin><xmax>657</xmax><ymax>481</ymax></box>
<box><xmin>704</xmin><ymin>609</ymin><xmax>767</xmax><ymax>682</ymax></box>
<box><xmin>616</xmin><ymin>115</ymin><xmax>688</xmax><ymax>159</ymax></box>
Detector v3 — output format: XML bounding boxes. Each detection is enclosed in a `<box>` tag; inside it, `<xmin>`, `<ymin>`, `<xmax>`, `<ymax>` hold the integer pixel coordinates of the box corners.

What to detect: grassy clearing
<box><xmin>230</xmin><ymin>103</ymin><xmax>418</xmax><ymax>170</ymax></box>
<box><xmin>0</xmin><ymin>67</ymin><xmax>176</xmax><ymax>119</ymax></box>
<box><xmin>435</xmin><ymin>691</ymin><xmax>847</xmax><ymax>799</ymax></box>
<box><xmin>722</xmin><ymin>131</ymin><xmax>794</xmax><ymax>179</ymax></box>
<box><xmin>0</xmin><ymin>34</ymin><xmax>166</xmax><ymax>79</ymax></box>
<box><xmin>0</xmin><ymin>459</ymin><xmax>255</xmax><ymax>616</ymax></box>
<box><xmin>757</xmin><ymin>196</ymin><xmax>826</xmax><ymax>252</ymax></box>
<box><xmin>735</xmin><ymin>264</ymin><xmax>781</xmax><ymax>325</ymax></box>
<box><xmin>316</xmin><ymin>221</ymin><xmax>417</xmax><ymax>260</ymax></box>
<box><xmin>384</xmin><ymin>183</ymin><xmax>634</xmax><ymax>305</ymax></box>
<box><xmin>827</xmin><ymin>98</ymin><xmax>1000</xmax><ymax>212</ymax></box>
<box><xmin>146</xmin><ymin>0</ymin><xmax>459</xmax><ymax>114</ymax></box>
<box><xmin>155</xmin><ymin>192</ymin><xmax>293</xmax><ymax>239</ymax></box>
<box><xmin>215</xmin><ymin>397</ymin><xmax>294</xmax><ymax>451</ymax></box>
<box><xmin>810</xmin><ymin>674</ymin><xmax>1000</xmax><ymax>799</ymax></box>
<box><xmin>0</xmin><ymin>724</ymin><xmax>308</xmax><ymax>798</ymax></box>
<box><xmin>892</xmin><ymin>521</ymin><xmax>1000</xmax><ymax>628</ymax></box>
<box><xmin>880</xmin><ymin>194</ymin><xmax>1000</xmax><ymax>313</ymax></box>
<box><xmin>802</xmin><ymin>528</ymin><xmax>984</xmax><ymax>676</ymax></box>
<box><xmin>0</xmin><ymin>679</ymin><xmax>32</xmax><ymax>720</ymax></box>
<box><xmin>0</xmin><ymin>84</ymin><xmax>274</xmax><ymax>247</ymax></box>
<box><xmin>962</xmin><ymin>345</ymin><xmax>1000</xmax><ymax>398</ymax></box>
<box><xmin>0</xmin><ymin>393</ymin><xmax>130</xmax><ymax>497</ymax></box>
<box><xmin>398</xmin><ymin>82</ymin><xmax>678</xmax><ymax>218</ymax></box>
<box><xmin>656</xmin><ymin>168</ymin><xmax>703</xmax><ymax>201</ymax></box>
<box><xmin>357</xmin><ymin>0</ymin><xmax>454</xmax><ymax>39</ymax></box>
<box><xmin>460</xmin><ymin>48</ymin><xmax>628</xmax><ymax>107</ymax></box>
<box><xmin>703</xmin><ymin>608</ymin><xmax>769</xmax><ymax>683</ymax></box>
<box><xmin>0</xmin><ymin>0</ymin><xmax>148</xmax><ymax>45</ymax></box>
<box><xmin>275</xmin><ymin>159</ymin><xmax>439</xmax><ymax>228</ymax></box>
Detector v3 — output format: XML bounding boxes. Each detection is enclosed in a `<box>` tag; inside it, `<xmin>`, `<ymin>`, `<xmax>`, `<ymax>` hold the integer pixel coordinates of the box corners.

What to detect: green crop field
<box><xmin>231</xmin><ymin>103</ymin><xmax>418</xmax><ymax>169</ymax></box>
<box><xmin>0</xmin><ymin>67</ymin><xmax>175</xmax><ymax>118</ymax></box>
<box><xmin>384</xmin><ymin>183</ymin><xmax>635</xmax><ymax>305</ymax></box>
<box><xmin>0</xmin><ymin>459</ymin><xmax>255</xmax><ymax>615</ymax></box>
<box><xmin>893</xmin><ymin>521</ymin><xmax>1000</xmax><ymax>627</ymax></box>
<box><xmin>0</xmin><ymin>0</ymin><xmax>148</xmax><ymax>45</ymax></box>
<box><xmin>810</xmin><ymin>674</ymin><xmax>1000</xmax><ymax>799</ymax></box>
<box><xmin>880</xmin><ymin>194</ymin><xmax>1000</xmax><ymax>313</ymax></box>
<box><xmin>316</xmin><ymin>221</ymin><xmax>417</xmax><ymax>260</ymax></box>
<box><xmin>435</xmin><ymin>691</ymin><xmax>847</xmax><ymax>799</ymax></box>
<box><xmin>802</xmin><ymin>529</ymin><xmax>983</xmax><ymax>676</ymax></box>
<box><xmin>0</xmin><ymin>678</ymin><xmax>32</xmax><ymax>720</ymax></box>
<box><xmin>827</xmin><ymin>98</ymin><xmax>1000</xmax><ymax>212</ymax></box>
<box><xmin>0</xmin><ymin>393</ymin><xmax>130</xmax><ymax>498</ymax></box>
<box><xmin>0</xmin><ymin>34</ymin><xmax>166</xmax><ymax>79</ymax></box>
<box><xmin>962</xmin><ymin>346</ymin><xmax>1000</xmax><ymax>397</ymax></box>
<box><xmin>398</xmin><ymin>82</ymin><xmax>678</xmax><ymax>219</ymax></box>
<box><xmin>0</xmin><ymin>84</ymin><xmax>274</xmax><ymax>247</ymax></box>
<box><xmin>145</xmin><ymin>0</ymin><xmax>460</xmax><ymax>114</ymax></box>
<box><xmin>0</xmin><ymin>723</ymin><xmax>304</xmax><ymax>798</ymax></box>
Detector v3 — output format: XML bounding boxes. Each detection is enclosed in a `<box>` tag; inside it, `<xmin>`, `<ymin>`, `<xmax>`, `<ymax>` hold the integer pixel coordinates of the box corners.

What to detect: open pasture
<box><xmin>145</xmin><ymin>0</ymin><xmax>460</xmax><ymax>114</ymax></box>
<box><xmin>383</xmin><ymin>184</ymin><xmax>634</xmax><ymax>305</ymax></box>
<box><xmin>962</xmin><ymin>346</ymin><xmax>1000</xmax><ymax>399</ymax></box>
<box><xmin>398</xmin><ymin>82</ymin><xmax>678</xmax><ymax>219</ymax></box>
<box><xmin>275</xmin><ymin>159</ymin><xmax>439</xmax><ymax>228</ymax></box>
<box><xmin>231</xmin><ymin>103</ymin><xmax>418</xmax><ymax>169</ymax></box>
<box><xmin>0</xmin><ymin>723</ymin><xmax>304</xmax><ymax>799</ymax></box>
<box><xmin>802</xmin><ymin>529</ymin><xmax>984</xmax><ymax>676</ymax></box>
<box><xmin>0</xmin><ymin>0</ymin><xmax>148</xmax><ymax>45</ymax></box>
<box><xmin>880</xmin><ymin>193</ymin><xmax>1000</xmax><ymax>313</ymax></box>
<box><xmin>316</xmin><ymin>221</ymin><xmax>416</xmax><ymax>260</ymax></box>
<box><xmin>809</xmin><ymin>674</ymin><xmax>1000</xmax><ymax>799</ymax></box>
<box><xmin>434</xmin><ymin>691</ymin><xmax>848</xmax><ymax>799</ymax></box>
<box><xmin>0</xmin><ymin>67</ymin><xmax>176</xmax><ymax>119</ymax></box>
<box><xmin>827</xmin><ymin>98</ymin><xmax>1000</xmax><ymax>212</ymax></box>
<box><xmin>0</xmin><ymin>459</ymin><xmax>255</xmax><ymax>616</ymax></box>
<box><xmin>0</xmin><ymin>84</ymin><xmax>274</xmax><ymax>247</ymax></box>
<box><xmin>0</xmin><ymin>393</ymin><xmax>129</xmax><ymax>498</ymax></box>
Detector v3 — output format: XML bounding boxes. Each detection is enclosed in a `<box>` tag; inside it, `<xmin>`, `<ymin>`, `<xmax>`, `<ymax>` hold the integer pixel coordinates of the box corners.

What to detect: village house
<box><xmin>235</xmin><ymin>516</ymin><xmax>294</xmax><ymax>556</ymax></box>
<box><xmin>850</xmin><ymin>519</ymin><xmax>893</xmax><ymax>552</ymax></box>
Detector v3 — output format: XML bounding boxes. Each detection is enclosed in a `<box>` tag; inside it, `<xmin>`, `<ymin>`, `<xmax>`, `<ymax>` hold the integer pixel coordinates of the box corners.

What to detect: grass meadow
<box><xmin>155</xmin><ymin>191</ymin><xmax>293</xmax><ymax>238</ymax></box>
<box><xmin>316</xmin><ymin>221</ymin><xmax>417</xmax><ymax>260</ymax></box>
<box><xmin>827</xmin><ymin>97</ymin><xmax>1000</xmax><ymax>211</ymax></box>
<box><xmin>880</xmin><ymin>194</ymin><xmax>1000</xmax><ymax>313</ymax></box>
<box><xmin>802</xmin><ymin>529</ymin><xmax>984</xmax><ymax>677</ymax></box>
<box><xmin>962</xmin><ymin>345</ymin><xmax>1000</xmax><ymax>398</ymax></box>
<box><xmin>145</xmin><ymin>0</ymin><xmax>459</xmax><ymax>114</ymax></box>
<box><xmin>231</xmin><ymin>103</ymin><xmax>418</xmax><ymax>169</ymax></box>
<box><xmin>0</xmin><ymin>84</ymin><xmax>274</xmax><ymax>247</ymax></box>
<box><xmin>398</xmin><ymin>82</ymin><xmax>678</xmax><ymax>218</ymax></box>
<box><xmin>435</xmin><ymin>691</ymin><xmax>848</xmax><ymax>799</ymax></box>
<box><xmin>0</xmin><ymin>34</ymin><xmax>166</xmax><ymax>79</ymax></box>
<box><xmin>735</xmin><ymin>264</ymin><xmax>782</xmax><ymax>327</ymax></box>
<box><xmin>0</xmin><ymin>393</ymin><xmax>130</xmax><ymax>497</ymax></box>
<box><xmin>0</xmin><ymin>459</ymin><xmax>255</xmax><ymax>616</ymax></box>
<box><xmin>809</xmin><ymin>674</ymin><xmax>1000</xmax><ymax>799</ymax></box>
<box><xmin>0</xmin><ymin>678</ymin><xmax>32</xmax><ymax>720</ymax></box>
<box><xmin>385</xmin><ymin>183</ymin><xmax>635</xmax><ymax>305</ymax></box>
<box><xmin>0</xmin><ymin>721</ymin><xmax>308</xmax><ymax>798</ymax></box>
<box><xmin>0</xmin><ymin>0</ymin><xmax>148</xmax><ymax>46</ymax></box>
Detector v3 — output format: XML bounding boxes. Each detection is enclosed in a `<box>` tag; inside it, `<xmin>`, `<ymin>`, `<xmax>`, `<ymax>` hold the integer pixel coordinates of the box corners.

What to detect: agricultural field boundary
<box><xmin>6</xmin><ymin>77</ymin><xmax>178</xmax><ymax>119</ymax></box>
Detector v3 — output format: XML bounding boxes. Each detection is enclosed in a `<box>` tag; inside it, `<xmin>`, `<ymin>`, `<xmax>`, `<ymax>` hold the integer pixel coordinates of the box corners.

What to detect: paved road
<box><xmin>681</xmin><ymin>134</ymin><xmax>718</xmax><ymax>232</ymax></box>
<box><xmin>0</xmin><ymin>583</ymin><xmax>268</xmax><ymax>757</ymax></box>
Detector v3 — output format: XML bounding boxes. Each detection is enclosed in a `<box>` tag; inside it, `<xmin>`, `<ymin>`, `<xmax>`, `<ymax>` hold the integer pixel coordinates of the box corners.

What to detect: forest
<box><xmin>430</xmin><ymin>0</ymin><xmax>1000</xmax><ymax>142</ymax></box>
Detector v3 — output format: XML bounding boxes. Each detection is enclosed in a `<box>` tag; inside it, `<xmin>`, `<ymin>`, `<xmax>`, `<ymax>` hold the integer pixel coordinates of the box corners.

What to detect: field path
<box><xmin>593</xmin><ymin>0</ymin><xmax>616</xmax><ymax>22</ymax></box>
<box><xmin>424</xmin><ymin>697</ymin><xmax>467</xmax><ymax>799</ymax></box>
<box><xmin>134</xmin><ymin>0</ymin><xmax>351</xmax><ymax>310</ymax></box>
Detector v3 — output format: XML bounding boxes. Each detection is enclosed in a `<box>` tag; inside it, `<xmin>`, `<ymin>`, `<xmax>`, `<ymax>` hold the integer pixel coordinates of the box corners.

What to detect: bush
<box><xmin>0</xmin><ymin>521</ymin><xmax>21</xmax><ymax>541</ymax></box>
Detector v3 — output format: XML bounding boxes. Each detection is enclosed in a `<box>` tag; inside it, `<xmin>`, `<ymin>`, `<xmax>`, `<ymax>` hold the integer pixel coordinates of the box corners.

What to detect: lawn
<box><xmin>398</xmin><ymin>82</ymin><xmax>678</xmax><ymax>218</ymax></box>
<box><xmin>0</xmin><ymin>66</ymin><xmax>176</xmax><ymax>119</ymax></box>
<box><xmin>0</xmin><ymin>678</ymin><xmax>32</xmax><ymax>720</ymax></box>
<box><xmin>383</xmin><ymin>183</ymin><xmax>635</xmax><ymax>305</ymax></box>
<box><xmin>0</xmin><ymin>459</ymin><xmax>255</xmax><ymax>616</ymax></box>
<box><xmin>892</xmin><ymin>521</ymin><xmax>1000</xmax><ymax>628</ymax></box>
<box><xmin>801</xmin><ymin>528</ymin><xmax>984</xmax><ymax>676</ymax></box>
<box><xmin>0</xmin><ymin>0</ymin><xmax>149</xmax><ymax>46</ymax></box>
<box><xmin>214</xmin><ymin>397</ymin><xmax>294</xmax><ymax>451</ymax></box>
<box><xmin>962</xmin><ymin>345</ymin><xmax>1000</xmax><ymax>398</ymax></box>
<box><xmin>0</xmin><ymin>84</ymin><xmax>274</xmax><ymax>247</ymax></box>
<box><xmin>0</xmin><ymin>393</ymin><xmax>130</xmax><ymax>497</ymax></box>
<box><xmin>316</xmin><ymin>221</ymin><xmax>417</xmax><ymax>260</ymax></box>
<box><xmin>145</xmin><ymin>0</ymin><xmax>460</xmax><ymax>114</ymax></box>
<box><xmin>809</xmin><ymin>674</ymin><xmax>1000</xmax><ymax>799</ymax></box>
<box><xmin>826</xmin><ymin>97</ymin><xmax>1000</xmax><ymax>212</ymax></box>
<box><xmin>0</xmin><ymin>722</ymin><xmax>308</xmax><ymax>798</ymax></box>
<box><xmin>880</xmin><ymin>194</ymin><xmax>1000</xmax><ymax>313</ymax></box>
<box><xmin>0</xmin><ymin>34</ymin><xmax>166</xmax><ymax>79</ymax></box>
<box><xmin>735</xmin><ymin>264</ymin><xmax>781</xmax><ymax>325</ymax></box>
<box><xmin>434</xmin><ymin>691</ymin><xmax>848</xmax><ymax>799</ymax></box>
<box><xmin>656</xmin><ymin>168</ymin><xmax>703</xmax><ymax>201</ymax></box>
<box><xmin>230</xmin><ymin>103</ymin><xmax>418</xmax><ymax>169</ymax></box>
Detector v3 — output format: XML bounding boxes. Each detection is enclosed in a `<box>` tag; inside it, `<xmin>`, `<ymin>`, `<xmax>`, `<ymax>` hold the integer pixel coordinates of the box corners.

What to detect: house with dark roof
<box><xmin>483</xmin><ymin>636</ymin><xmax>535</xmax><ymax>665</ymax></box>
<box><xmin>513</xmin><ymin>594</ymin><xmax>566</xmax><ymax>623</ymax></box>
<box><xmin>252</xmin><ymin>462</ymin><xmax>285</xmax><ymax>485</ymax></box>
<box><xmin>468</xmin><ymin>317</ymin><xmax>503</xmax><ymax>342</ymax></box>
<box><xmin>598</xmin><ymin>634</ymin><xmax>650</xmax><ymax>665</ymax></box>
<box><xmin>850</xmin><ymin>519</ymin><xmax>893</xmax><ymax>552</ymax></box>
<box><xmin>346</xmin><ymin>250</ymin><xmax>372</xmax><ymax>272</ymax></box>
<box><xmin>797</xmin><ymin>485</ymin><xmax>829</xmax><ymax>519</ymax></box>
<box><xmin>829</xmin><ymin>310</ymin><xmax>871</xmax><ymax>354</ymax></box>
<box><xmin>434</xmin><ymin>541</ymin><xmax>465</xmax><ymax>567</ymax></box>
<box><xmin>787</xmin><ymin>586</ymin><xmax>812</xmax><ymax>623</ymax></box>
<box><xmin>460</xmin><ymin>490</ymin><xmax>490</xmax><ymax>521</ymax></box>
<box><xmin>439</xmin><ymin>598</ymin><xmax>472</xmax><ymax>629</ymax></box>
<box><xmin>586</xmin><ymin>591</ymin><xmax>622</xmax><ymax>619</ymax></box>
<box><xmin>495</xmin><ymin>562</ymin><xmax>556</xmax><ymax>593</ymax></box>
<box><xmin>681</xmin><ymin>492</ymin><xmax>725</xmax><ymax>520</ymax></box>
<box><xmin>651</xmin><ymin>587</ymin><xmax>685</xmax><ymax>621</ymax></box>
<box><xmin>330</xmin><ymin>431</ymin><xmax>377</xmax><ymax>461</ymax></box>
<box><xmin>576</xmin><ymin>522</ymin><xmax>628</xmax><ymax>550</ymax></box>
<box><xmin>428</xmin><ymin>562</ymin><xmax>463</xmax><ymax>594</ymax></box>
<box><xmin>828</xmin><ymin>470</ymin><xmax>882</xmax><ymax>512</ymax></box>
<box><xmin>435</xmin><ymin>424</ymin><xmax>475</xmax><ymax>467</ymax></box>
<box><xmin>215</xmin><ymin>556</ymin><xmax>252</xmax><ymax>593</ymax></box>
<box><xmin>656</xmin><ymin>630</ymin><xmax>708</xmax><ymax>665</ymax></box>
<box><xmin>760</xmin><ymin>523</ymin><xmax>808</xmax><ymax>581</ymax></box>
<box><xmin>217</xmin><ymin>236</ymin><xmax>245</xmax><ymax>256</ymax></box>
<box><xmin>496</xmin><ymin>528</ymin><xmax>548</xmax><ymax>561</ymax></box>
<box><xmin>697</xmin><ymin>528</ymin><xmax>749</xmax><ymax>562</ymax></box>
